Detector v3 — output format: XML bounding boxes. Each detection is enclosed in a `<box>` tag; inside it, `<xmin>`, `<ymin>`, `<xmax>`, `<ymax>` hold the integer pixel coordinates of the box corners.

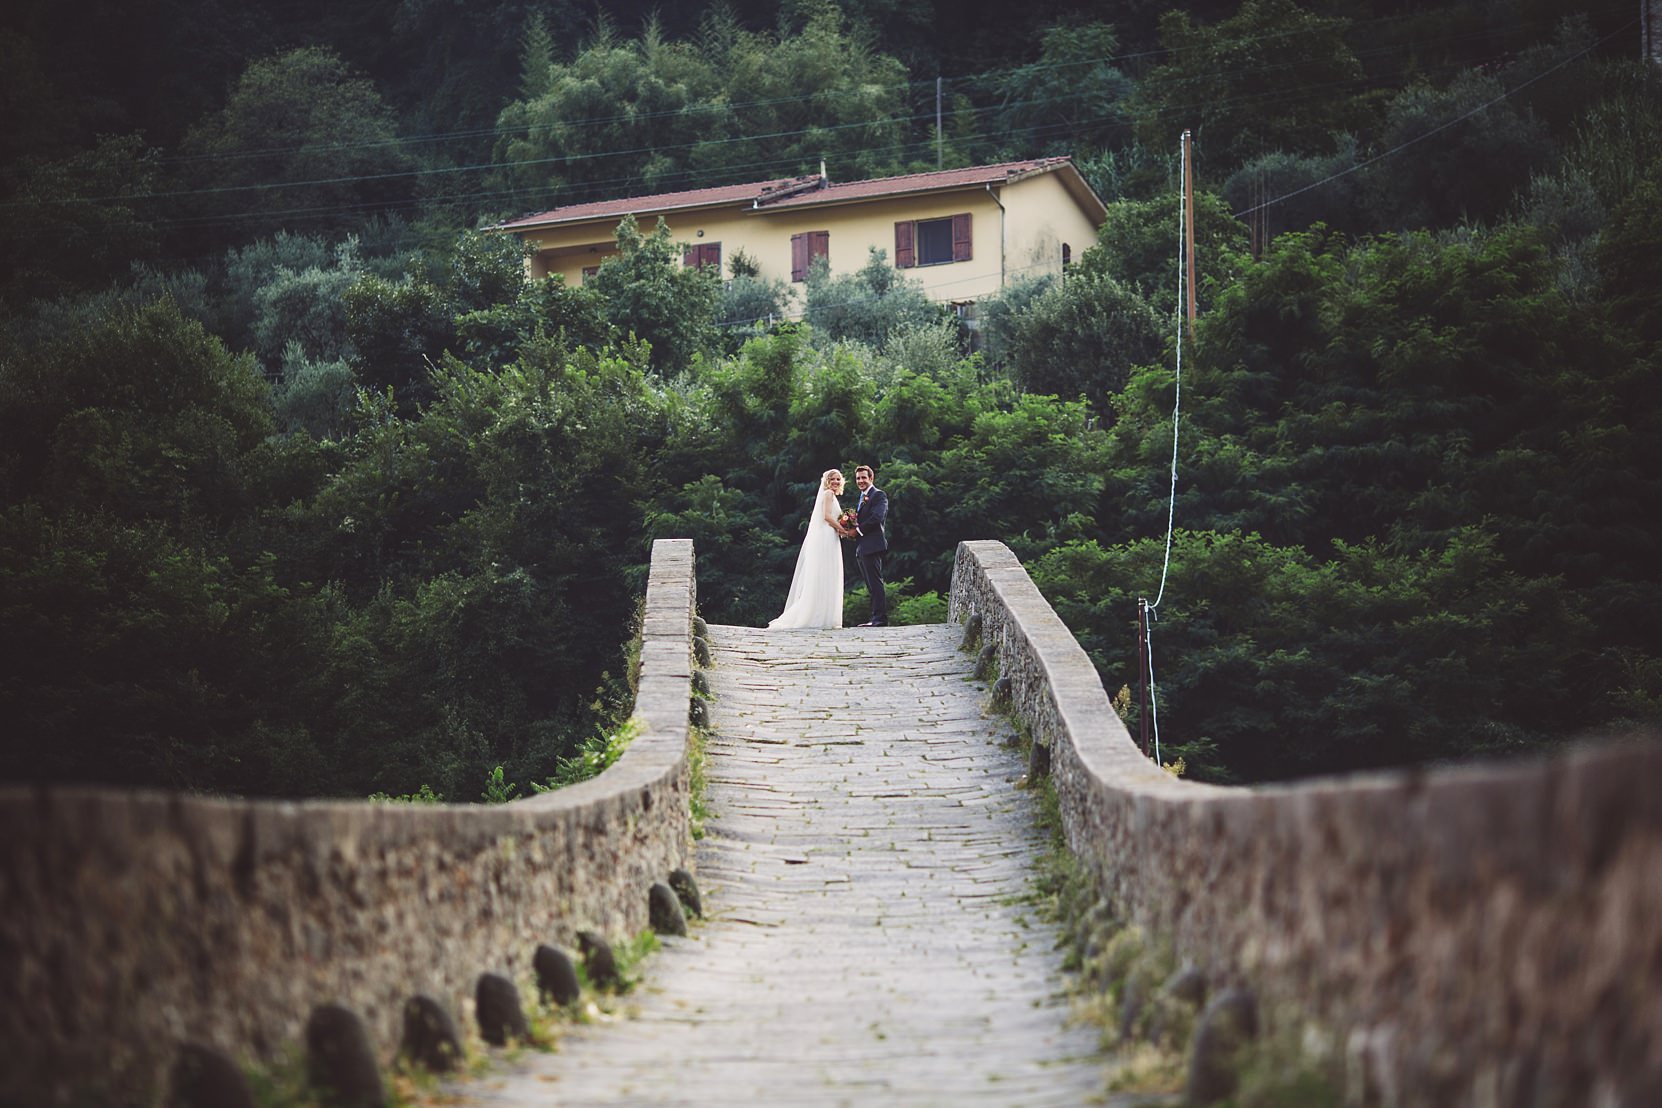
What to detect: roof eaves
<box><xmin>501</xmin><ymin>195</ymin><xmax>739</xmax><ymax>232</ymax></box>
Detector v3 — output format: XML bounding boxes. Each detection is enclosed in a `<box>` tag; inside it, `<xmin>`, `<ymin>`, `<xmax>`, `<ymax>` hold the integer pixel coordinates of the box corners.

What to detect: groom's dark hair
<box><xmin>855</xmin><ymin>464</ymin><xmax>875</xmax><ymax>479</ymax></box>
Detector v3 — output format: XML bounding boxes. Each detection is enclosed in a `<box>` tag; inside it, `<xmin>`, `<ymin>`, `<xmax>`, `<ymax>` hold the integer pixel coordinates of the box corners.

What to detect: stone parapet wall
<box><xmin>0</xmin><ymin>538</ymin><xmax>700</xmax><ymax>1107</ymax></box>
<box><xmin>949</xmin><ymin>540</ymin><xmax>1662</xmax><ymax>1106</ymax></box>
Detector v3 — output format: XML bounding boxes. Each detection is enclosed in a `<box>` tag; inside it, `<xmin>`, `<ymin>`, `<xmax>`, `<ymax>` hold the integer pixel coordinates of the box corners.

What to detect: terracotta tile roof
<box><xmin>766</xmin><ymin>157</ymin><xmax>1077</xmax><ymax>210</ymax></box>
<box><xmin>495</xmin><ymin>176</ymin><xmax>815</xmax><ymax>230</ymax></box>
<box><xmin>496</xmin><ymin>158</ymin><xmax>1083</xmax><ymax>231</ymax></box>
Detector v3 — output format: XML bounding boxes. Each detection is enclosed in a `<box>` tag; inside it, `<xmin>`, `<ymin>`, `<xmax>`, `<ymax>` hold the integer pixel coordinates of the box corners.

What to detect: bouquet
<box><xmin>836</xmin><ymin>508</ymin><xmax>858</xmax><ymax>534</ymax></box>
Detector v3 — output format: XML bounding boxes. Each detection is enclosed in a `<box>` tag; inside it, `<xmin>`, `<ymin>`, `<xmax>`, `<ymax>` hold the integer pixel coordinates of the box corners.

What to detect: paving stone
<box><xmin>443</xmin><ymin>624</ymin><xmax>1155</xmax><ymax>1105</ymax></box>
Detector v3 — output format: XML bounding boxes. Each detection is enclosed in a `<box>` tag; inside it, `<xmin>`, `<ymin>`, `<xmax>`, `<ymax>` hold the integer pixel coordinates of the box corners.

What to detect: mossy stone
<box><xmin>400</xmin><ymin>994</ymin><xmax>463</xmax><ymax>1073</ymax></box>
<box><xmin>305</xmin><ymin>1004</ymin><xmax>384</xmax><ymax>1108</ymax></box>
<box><xmin>475</xmin><ymin>973</ymin><xmax>529</xmax><ymax>1047</ymax></box>
<box><xmin>534</xmin><ymin>943</ymin><xmax>581</xmax><ymax>1006</ymax></box>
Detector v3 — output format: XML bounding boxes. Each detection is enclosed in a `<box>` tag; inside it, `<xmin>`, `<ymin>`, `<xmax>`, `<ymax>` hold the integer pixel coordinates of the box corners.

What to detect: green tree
<box><xmin>179</xmin><ymin>46</ymin><xmax>412</xmax><ymax>249</ymax></box>
<box><xmin>343</xmin><ymin>272</ymin><xmax>455</xmax><ymax>400</ymax></box>
<box><xmin>992</xmin><ymin>23</ymin><xmax>1133</xmax><ymax>157</ymax></box>
<box><xmin>454</xmin><ymin>274</ymin><xmax>612</xmax><ymax>371</ymax></box>
<box><xmin>0</xmin><ymin>298</ymin><xmax>271</xmax><ymax>528</ymax></box>
<box><xmin>1032</xmin><ymin>529</ymin><xmax>1588</xmax><ymax>782</ymax></box>
<box><xmin>1081</xmin><ymin>225</ymin><xmax>1662</xmax><ymax>779</ymax></box>
<box><xmin>587</xmin><ymin>215</ymin><xmax>720</xmax><ymax>375</ymax></box>
<box><xmin>250</xmin><ymin>238</ymin><xmax>365</xmax><ymax>368</ymax></box>
<box><xmin>1130</xmin><ymin>0</ymin><xmax>1369</xmax><ymax>172</ymax></box>
<box><xmin>1596</xmin><ymin>166</ymin><xmax>1662</xmax><ymax>348</ymax></box>
<box><xmin>1221</xmin><ymin>139</ymin><xmax>1365</xmax><ymax>241</ymax></box>
<box><xmin>1086</xmin><ymin>191</ymin><xmax>1250</xmax><ymax>318</ymax></box>
<box><xmin>803</xmin><ymin>250</ymin><xmax>947</xmax><ymax>349</ymax></box>
<box><xmin>717</xmin><ymin>272</ymin><xmax>792</xmax><ymax>353</ymax></box>
<box><xmin>492</xmin><ymin>4</ymin><xmax>913</xmax><ymax>202</ymax></box>
<box><xmin>980</xmin><ymin>270</ymin><xmax>1163</xmax><ymax>402</ymax></box>
<box><xmin>0</xmin><ymin>300</ymin><xmax>312</xmax><ymax>793</ymax></box>
<box><xmin>1362</xmin><ymin>69</ymin><xmax>1556</xmax><ymax>230</ymax></box>
<box><xmin>492</xmin><ymin>16</ymin><xmax>724</xmax><ymax>202</ymax></box>
<box><xmin>0</xmin><ymin>134</ymin><xmax>161</xmax><ymax>308</ymax></box>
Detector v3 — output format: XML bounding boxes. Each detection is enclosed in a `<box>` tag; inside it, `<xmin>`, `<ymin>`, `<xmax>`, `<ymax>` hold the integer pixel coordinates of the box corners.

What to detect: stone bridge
<box><xmin>2</xmin><ymin>539</ymin><xmax>1658</xmax><ymax>1106</ymax></box>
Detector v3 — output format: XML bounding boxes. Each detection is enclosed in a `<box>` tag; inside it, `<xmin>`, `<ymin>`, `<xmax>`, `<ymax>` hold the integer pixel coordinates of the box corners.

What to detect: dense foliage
<box><xmin>2</xmin><ymin>0</ymin><xmax>1657</xmax><ymax>796</ymax></box>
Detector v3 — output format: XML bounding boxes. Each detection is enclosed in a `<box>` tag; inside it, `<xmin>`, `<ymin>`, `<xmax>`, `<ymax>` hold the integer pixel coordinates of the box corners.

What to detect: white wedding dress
<box><xmin>768</xmin><ymin>488</ymin><xmax>844</xmax><ymax>629</ymax></box>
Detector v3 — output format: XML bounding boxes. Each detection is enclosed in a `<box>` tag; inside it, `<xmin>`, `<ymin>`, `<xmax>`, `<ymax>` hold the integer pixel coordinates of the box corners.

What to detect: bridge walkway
<box><xmin>455</xmin><ymin>623</ymin><xmax>1143</xmax><ymax>1104</ymax></box>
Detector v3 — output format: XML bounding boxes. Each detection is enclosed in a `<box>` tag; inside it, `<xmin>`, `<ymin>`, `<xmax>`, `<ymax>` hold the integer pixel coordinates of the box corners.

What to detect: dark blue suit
<box><xmin>854</xmin><ymin>486</ymin><xmax>888</xmax><ymax>624</ymax></box>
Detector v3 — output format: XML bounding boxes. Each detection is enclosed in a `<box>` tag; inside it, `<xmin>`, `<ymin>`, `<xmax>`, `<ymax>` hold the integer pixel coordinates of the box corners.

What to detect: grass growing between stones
<box><xmin>243</xmin><ymin>1048</ymin><xmax>319</xmax><ymax>1108</ymax></box>
<box><xmin>1022</xmin><ymin>771</ymin><xmax>1188</xmax><ymax>1099</ymax></box>
<box><xmin>243</xmin><ymin>1046</ymin><xmax>445</xmax><ymax>1108</ymax></box>
<box><xmin>1224</xmin><ymin>1032</ymin><xmax>1343</xmax><ymax>1107</ymax></box>
<box><xmin>987</xmin><ymin>676</ymin><xmax>1341</xmax><ymax>1105</ymax></box>
<box><xmin>387</xmin><ymin>927</ymin><xmax>674</xmax><ymax>1104</ymax></box>
<box><xmin>688</xmin><ymin>721</ymin><xmax>711</xmax><ymax>841</ymax></box>
<box><xmin>961</xmin><ymin>640</ymin><xmax>1188</xmax><ymax>1101</ymax></box>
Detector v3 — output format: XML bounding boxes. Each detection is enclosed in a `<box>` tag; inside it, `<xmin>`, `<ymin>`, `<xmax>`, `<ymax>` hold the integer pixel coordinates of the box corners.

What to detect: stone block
<box><xmin>475</xmin><ymin>973</ymin><xmax>528</xmax><ymax>1047</ymax></box>
<box><xmin>533</xmin><ymin>944</ymin><xmax>581</xmax><ymax>1007</ymax></box>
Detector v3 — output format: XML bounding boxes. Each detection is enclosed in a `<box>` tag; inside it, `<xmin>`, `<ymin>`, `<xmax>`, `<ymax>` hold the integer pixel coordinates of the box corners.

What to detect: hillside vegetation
<box><xmin>1</xmin><ymin>0</ymin><xmax>1656</xmax><ymax>794</ymax></box>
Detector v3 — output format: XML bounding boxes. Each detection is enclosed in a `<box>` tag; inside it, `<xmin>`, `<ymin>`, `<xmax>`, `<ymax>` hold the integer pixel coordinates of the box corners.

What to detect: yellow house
<box><xmin>494</xmin><ymin>157</ymin><xmax>1107</xmax><ymax>315</ymax></box>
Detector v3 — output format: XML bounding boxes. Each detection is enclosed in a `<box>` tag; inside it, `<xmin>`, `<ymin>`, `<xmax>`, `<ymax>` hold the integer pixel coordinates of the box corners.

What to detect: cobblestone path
<box><xmin>456</xmin><ymin>624</ymin><xmax>1130</xmax><ymax>1105</ymax></box>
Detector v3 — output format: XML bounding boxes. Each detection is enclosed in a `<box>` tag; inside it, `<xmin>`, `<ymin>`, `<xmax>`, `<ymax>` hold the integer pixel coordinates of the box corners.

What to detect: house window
<box><xmin>894</xmin><ymin>213</ymin><xmax>971</xmax><ymax>268</ymax></box>
<box><xmin>1062</xmin><ymin>243</ymin><xmax>1072</xmax><ymax>271</ymax></box>
<box><xmin>791</xmin><ymin>230</ymin><xmax>830</xmax><ymax>282</ymax></box>
<box><xmin>683</xmin><ymin>242</ymin><xmax>722</xmax><ymax>271</ymax></box>
<box><xmin>581</xmin><ymin>265</ymin><xmax>600</xmax><ymax>283</ymax></box>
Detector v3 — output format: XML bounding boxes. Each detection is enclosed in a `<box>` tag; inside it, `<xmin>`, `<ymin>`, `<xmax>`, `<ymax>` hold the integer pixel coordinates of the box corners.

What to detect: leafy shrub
<box><xmin>717</xmin><ymin>273</ymin><xmax>792</xmax><ymax>352</ymax></box>
<box><xmin>983</xmin><ymin>270</ymin><xmax>1163</xmax><ymax>402</ymax></box>
<box><xmin>272</xmin><ymin>342</ymin><xmax>356</xmax><ymax>439</ymax></box>
<box><xmin>587</xmin><ymin>214</ymin><xmax>720</xmax><ymax>375</ymax></box>
<box><xmin>251</xmin><ymin>238</ymin><xmax>363</xmax><ymax>367</ymax></box>
<box><xmin>803</xmin><ymin>250</ymin><xmax>946</xmax><ymax>350</ymax></box>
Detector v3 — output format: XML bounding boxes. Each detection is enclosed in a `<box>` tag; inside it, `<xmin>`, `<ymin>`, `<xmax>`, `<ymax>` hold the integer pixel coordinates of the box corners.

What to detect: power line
<box><xmin>39</xmin><ymin>0</ymin><xmax>1611</xmax><ymax>205</ymax></box>
<box><xmin>0</xmin><ymin>12</ymin><xmax>1628</xmax><ymax>253</ymax></box>
<box><xmin>1231</xmin><ymin>19</ymin><xmax>1636</xmax><ymax>221</ymax></box>
<box><xmin>0</xmin><ymin>110</ymin><xmax>1135</xmax><ymax>234</ymax></box>
<box><xmin>20</xmin><ymin>34</ymin><xmax>1511</xmax><ymax>221</ymax></box>
<box><xmin>146</xmin><ymin>0</ymin><xmax>1613</xmax><ymax>172</ymax></box>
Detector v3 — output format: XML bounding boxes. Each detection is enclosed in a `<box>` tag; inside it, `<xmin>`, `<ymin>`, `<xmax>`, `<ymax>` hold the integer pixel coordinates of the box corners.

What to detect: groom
<box><xmin>849</xmin><ymin>464</ymin><xmax>888</xmax><ymax>627</ymax></box>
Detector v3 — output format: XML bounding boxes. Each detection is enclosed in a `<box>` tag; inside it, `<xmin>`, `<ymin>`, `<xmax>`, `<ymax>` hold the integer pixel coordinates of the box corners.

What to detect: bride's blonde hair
<box><xmin>821</xmin><ymin>469</ymin><xmax>844</xmax><ymax>490</ymax></box>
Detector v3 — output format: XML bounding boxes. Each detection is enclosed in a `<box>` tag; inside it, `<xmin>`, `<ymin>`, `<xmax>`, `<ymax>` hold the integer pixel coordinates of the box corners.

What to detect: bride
<box><xmin>768</xmin><ymin>469</ymin><xmax>851</xmax><ymax>629</ymax></box>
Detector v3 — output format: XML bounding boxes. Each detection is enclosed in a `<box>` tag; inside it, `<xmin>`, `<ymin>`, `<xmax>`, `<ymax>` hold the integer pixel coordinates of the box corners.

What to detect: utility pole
<box><xmin>936</xmin><ymin>77</ymin><xmax>944</xmax><ymax>169</ymax></box>
<box><xmin>1182</xmin><ymin>129</ymin><xmax>1197</xmax><ymax>330</ymax></box>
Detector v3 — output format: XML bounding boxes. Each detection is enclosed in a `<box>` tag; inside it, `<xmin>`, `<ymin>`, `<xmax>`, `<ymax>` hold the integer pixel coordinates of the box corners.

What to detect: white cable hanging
<box><xmin>1143</xmin><ymin>133</ymin><xmax>1189</xmax><ymax>767</ymax></box>
<box><xmin>1152</xmin><ymin>141</ymin><xmax>1185</xmax><ymax>613</ymax></box>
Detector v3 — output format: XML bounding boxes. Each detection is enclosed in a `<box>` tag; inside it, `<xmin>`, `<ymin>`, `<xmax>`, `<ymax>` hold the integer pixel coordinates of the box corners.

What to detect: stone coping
<box><xmin>948</xmin><ymin>539</ymin><xmax>1662</xmax><ymax>1106</ymax></box>
<box><xmin>0</xmin><ymin>538</ymin><xmax>698</xmax><ymax>1106</ymax></box>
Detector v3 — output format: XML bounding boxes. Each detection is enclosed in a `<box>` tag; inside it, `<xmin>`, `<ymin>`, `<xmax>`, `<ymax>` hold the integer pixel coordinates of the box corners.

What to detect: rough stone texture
<box><xmin>169</xmin><ymin>1044</ymin><xmax>256</xmax><ymax>1108</ymax></box>
<box><xmin>949</xmin><ymin>540</ymin><xmax>1662</xmax><ymax>1107</ymax></box>
<box><xmin>306</xmin><ymin>1004</ymin><xmax>384</xmax><ymax>1108</ymax></box>
<box><xmin>400</xmin><ymin>994</ymin><xmax>464</xmax><ymax>1073</ymax></box>
<box><xmin>647</xmin><ymin>881</ymin><xmax>688</xmax><ymax>936</ymax></box>
<box><xmin>576</xmin><ymin>930</ymin><xmax>618</xmax><ymax>990</ymax></box>
<box><xmin>0</xmin><ymin>539</ymin><xmax>699</xmax><ymax>1107</ymax></box>
<box><xmin>668</xmin><ymin>866</ymin><xmax>702</xmax><ymax>918</ymax></box>
<box><xmin>531</xmin><ymin>944</ymin><xmax>580</xmax><ymax>1007</ymax></box>
<box><xmin>1187</xmin><ymin>988</ymin><xmax>1259</xmax><ymax>1106</ymax></box>
<box><xmin>474</xmin><ymin>973</ymin><xmax>528</xmax><ymax>1047</ymax></box>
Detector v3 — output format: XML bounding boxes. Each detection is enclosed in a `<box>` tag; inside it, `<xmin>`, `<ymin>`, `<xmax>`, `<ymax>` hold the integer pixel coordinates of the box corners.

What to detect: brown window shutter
<box><xmin>791</xmin><ymin>232</ymin><xmax>808</xmax><ymax>282</ymax></box>
<box><xmin>683</xmin><ymin>246</ymin><xmax>696</xmax><ymax>267</ymax></box>
<box><xmin>812</xmin><ymin>230</ymin><xmax>829</xmax><ymax>262</ymax></box>
<box><xmin>952</xmin><ymin>213</ymin><xmax>972</xmax><ymax>262</ymax></box>
<box><xmin>703</xmin><ymin>243</ymin><xmax>721</xmax><ymax>271</ymax></box>
<box><xmin>895</xmin><ymin>220</ymin><xmax>915</xmax><ymax>268</ymax></box>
